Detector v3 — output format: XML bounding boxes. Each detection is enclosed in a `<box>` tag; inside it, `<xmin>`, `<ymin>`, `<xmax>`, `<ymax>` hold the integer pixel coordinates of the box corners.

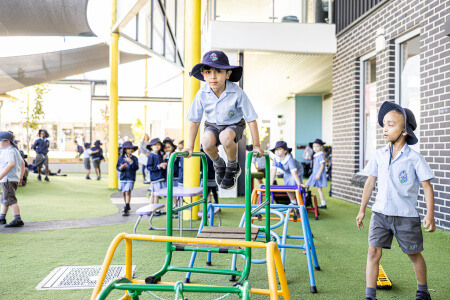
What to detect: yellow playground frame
<box><xmin>91</xmin><ymin>233</ymin><xmax>291</xmax><ymax>300</ymax></box>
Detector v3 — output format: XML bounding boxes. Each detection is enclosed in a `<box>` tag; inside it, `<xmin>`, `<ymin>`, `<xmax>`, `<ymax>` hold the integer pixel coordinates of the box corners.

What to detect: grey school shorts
<box><xmin>1</xmin><ymin>181</ymin><xmax>19</xmax><ymax>206</ymax></box>
<box><xmin>369</xmin><ymin>211</ymin><xmax>423</xmax><ymax>254</ymax></box>
<box><xmin>204</xmin><ymin>118</ymin><xmax>246</xmax><ymax>146</ymax></box>
<box><xmin>84</xmin><ymin>158</ymin><xmax>91</xmax><ymax>170</ymax></box>
<box><xmin>35</xmin><ymin>153</ymin><xmax>48</xmax><ymax>168</ymax></box>
<box><xmin>92</xmin><ymin>159</ymin><xmax>101</xmax><ymax>169</ymax></box>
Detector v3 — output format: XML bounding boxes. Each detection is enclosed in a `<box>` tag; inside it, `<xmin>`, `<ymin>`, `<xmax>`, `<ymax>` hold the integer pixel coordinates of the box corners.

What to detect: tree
<box><xmin>131</xmin><ymin>118</ymin><xmax>144</xmax><ymax>144</ymax></box>
<box><xmin>9</xmin><ymin>84</ymin><xmax>48</xmax><ymax>152</ymax></box>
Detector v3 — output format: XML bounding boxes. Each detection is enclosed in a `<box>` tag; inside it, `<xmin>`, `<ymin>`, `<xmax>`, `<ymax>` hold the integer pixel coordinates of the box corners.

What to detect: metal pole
<box><xmin>183</xmin><ymin>0</ymin><xmax>201</xmax><ymax>221</ymax></box>
<box><xmin>90</xmin><ymin>82</ymin><xmax>94</xmax><ymax>144</ymax></box>
<box><xmin>109</xmin><ymin>0</ymin><xmax>119</xmax><ymax>189</ymax></box>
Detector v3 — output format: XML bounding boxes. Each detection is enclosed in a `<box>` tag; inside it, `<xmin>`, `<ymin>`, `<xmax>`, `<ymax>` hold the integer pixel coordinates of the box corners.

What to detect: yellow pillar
<box><xmin>183</xmin><ymin>0</ymin><xmax>201</xmax><ymax>220</ymax></box>
<box><xmin>109</xmin><ymin>0</ymin><xmax>119</xmax><ymax>189</ymax></box>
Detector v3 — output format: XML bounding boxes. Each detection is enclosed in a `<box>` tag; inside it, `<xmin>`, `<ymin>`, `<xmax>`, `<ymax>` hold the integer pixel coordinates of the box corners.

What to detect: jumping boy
<box><xmin>32</xmin><ymin>129</ymin><xmax>50</xmax><ymax>182</ymax></box>
<box><xmin>183</xmin><ymin>50</ymin><xmax>263</xmax><ymax>189</ymax></box>
<box><xmin>356</xmin><ymin>101</ymin><xmax>435</xmax><ymax>300</ymax></box>
<box><xmin>0</xmin><ymin>132</ymin><xmax>26</xmax><ymax>227</ymax></box>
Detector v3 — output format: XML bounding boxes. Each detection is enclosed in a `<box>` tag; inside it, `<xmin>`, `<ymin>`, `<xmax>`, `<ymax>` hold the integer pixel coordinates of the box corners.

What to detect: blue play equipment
<box><xmin>184</xmin><ymin>184</ymin><xmax>321</xmax><ymax>293</ymax></box>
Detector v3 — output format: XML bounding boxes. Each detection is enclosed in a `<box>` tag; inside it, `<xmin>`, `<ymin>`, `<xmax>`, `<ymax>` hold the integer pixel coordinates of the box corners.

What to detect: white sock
<box><xmin>321</xmin><ymin>200</ymin><xmax>326</xmax><ymax>206</ymax></box>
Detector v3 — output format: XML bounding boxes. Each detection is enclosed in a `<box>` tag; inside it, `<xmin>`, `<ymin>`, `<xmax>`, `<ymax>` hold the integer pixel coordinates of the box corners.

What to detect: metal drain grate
<box><xmin>36</xmin><ymin>265</ymin><xmax>136</xmax><ymax>290</ymax></box>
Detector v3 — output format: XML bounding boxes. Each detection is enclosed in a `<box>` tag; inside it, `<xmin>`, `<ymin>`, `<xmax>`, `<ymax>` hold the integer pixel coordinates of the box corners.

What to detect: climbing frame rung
<box><xmin>176</xmin><ymin>227</ymin><xmax>259</xmax><ymax>250</ymax></box>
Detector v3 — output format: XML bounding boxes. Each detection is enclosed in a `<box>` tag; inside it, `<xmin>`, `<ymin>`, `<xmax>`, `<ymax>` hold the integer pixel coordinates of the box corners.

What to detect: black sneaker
<box><xmin>44</xmin><ymin>176</ymin><xmax>51</xmax><ymax>182</ymax></box>
<box><xmin>221</xmin><ymin>163</ymin><xmax>241</xmax><ymax>190</ymax></box>
<box><xmin>5</xmin><ymin>219</ymin><xmax>24</xmax><ymax>227</ymax></box>
<box><xmin>318</xmin><ymin>205</ymin><xmax>327</xmax><ymax>209</ymax></box>
<box><xmin>0</xmin><ymin>218</ymin><xmax>6</xmax><ymax>225</ymax></box>
<box><xmin>122</xmin><ymin>209</ymin><xmax>130</xmax><ymax>216</ymax></box>
<box><xmin>86</xmin><ymin>175</ymin><xmax>91</xmax><ymax>180</ymax></box>
<box><xmin>37</xmin><ymin>174</ymin><xmax>42</xmax><ymax>181</ymax></box>
<box><xmin>416</xmin><ymin>291</ymin><xmax>431</xmax><ymax>300</ymax></box>
<box><xmin>97</xmin><ymin>175</ymin><xmax>101</xmax><ymax>180</ymax></box>
<box><xmin>364</xmin><ymin>298</ymin><xmax>377</xmax><ymax>300</ymax></box>
<box><xmin>213</xmin><ymin>163</ymin><xmax>226</xmax><ymax>186</ymax></box>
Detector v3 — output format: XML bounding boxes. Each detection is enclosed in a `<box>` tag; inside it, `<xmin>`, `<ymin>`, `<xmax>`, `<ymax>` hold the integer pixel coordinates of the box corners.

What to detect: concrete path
<box><xmin>0</xmin><ymin>187</ymin><xmax>153</xmax><ymax>234</ymax></box>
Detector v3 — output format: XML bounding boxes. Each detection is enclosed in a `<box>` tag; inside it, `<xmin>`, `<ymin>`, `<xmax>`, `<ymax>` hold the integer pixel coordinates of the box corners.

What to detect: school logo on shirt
<box><xmin>210</xmin><ymin>53</ymin><xmax>218</xmax><ymax>61</ymax></box>
<box><xmin>228</xmin><ymin>110</ymin><xmax>235</xmax><ymax>118</ymax></box>
<box><xmin>398</xmin><ymin>170</ymin><xmax>408</xmax><ymax>184</ymax></box>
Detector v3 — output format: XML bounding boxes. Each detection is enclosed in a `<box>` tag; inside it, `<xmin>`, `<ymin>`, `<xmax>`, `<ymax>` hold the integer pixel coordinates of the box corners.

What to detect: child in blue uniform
<box><xmin>269</xmin><ymin>141</ymin><xmax>304</xmax><ymax>205</ymax></box>
<box><xmin>116</xmin><ymin>141</ymin><xmax>139</xmax><ymax>216</ymax></box>
<box><xmin>304</xmin><ymin>139</ymin><xmax>328</xmax><ymax>209</ymax></box>
<box><xmin>163</xmin><ymin>137</ymin><xmax>180</xmax><ymax>186</ymax></box>
<box><xmin>32</xmin><ymin>129</ymin><xmax>50</xmax><ymax>182</ymax></box>
<box><xmin>356</xmin><ymin>101</ymin><xmax>435</xmax><ymax>300</ymax></box>
<box><xmin>91</xmin><ymin>140</ymin><xmax>104</xmax><ymax>180</ymax></box>
<box><xmin>183</xmin><ymin>50</ymin><xmax>263</xmax><ymax>190</ymax></box>
<box><xmin>83</xmin><ymin>143</ymin><xmax>92</xmax><ymax>179</ymax></box>
<box><xmin>147</xmin><ymin>138</ymin><xmax>167</xmax><ymax>214</ymax></box>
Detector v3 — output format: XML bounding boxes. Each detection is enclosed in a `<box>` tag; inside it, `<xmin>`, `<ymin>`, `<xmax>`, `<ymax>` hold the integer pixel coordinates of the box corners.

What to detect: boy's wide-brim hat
<box><xmin>38</xmin><ymin>129</ymin><xmax>49</xmax><ymax>138</ymax></box>
<box><xmin>163</xmin><ymin>137</ymin><xmax>176</xmax><ymax>149</ymax></box>
<box><xmin>84</xmin><ymin>143</ymin><xmax>91</xmax><ymax>148</ymax></box>
<box><xmin>189</xmin><ymin>50</ymin><xmax>243</xmax><ymax>82</ymax></box>
<box><xmin>122</xmin><ymin>141</ymin><xmax>138</xmax><ymax>151</ymax></box>
<box><xmin>147</xmin><ymin>138</ymin><xmax>163</xmax><ymax>149</ymax></box>
<box><xmin>270</xmin><ymin>141</ymin><xmax>292</xmax><ymax>153</ymax></box>
<box><xmin>94</xmin><ymin>140</ymin><xmax>102</xmax><ymax>146</ymax></box>
<box><xmin>378</xmin><ymin>101</ymin><xmax>418</xmax><ymax>145</ymax></box>
<box><xmin>0</xmin><ymin>131</ymin><xmax>17</xmax><ymax>147</ymax></box>
<box><xmin>309</xmin><ymin>138</ymin><xmax>326</xmax><ymax>148</ymax></box>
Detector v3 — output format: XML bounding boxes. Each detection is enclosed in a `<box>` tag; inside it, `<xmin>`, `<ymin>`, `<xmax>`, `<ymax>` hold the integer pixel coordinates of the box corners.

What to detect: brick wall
<box><xmin>332</xmin><ymin>0</ymin><xmax>450</xmax><ymax>230</ymax></box>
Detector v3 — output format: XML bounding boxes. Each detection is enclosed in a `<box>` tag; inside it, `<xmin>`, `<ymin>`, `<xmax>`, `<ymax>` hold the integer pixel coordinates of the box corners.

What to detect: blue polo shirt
<box><xmin>364</xmin><ymin>143</ymin><xmax>434</xmax><ymax>217</ymax></box>
<box><xmin>186</xmin><ymin>80</ymin><xmax>258</xmax><ymax>125</ymax></box>
<box><xmin>0</xmin><ymin>146</ymin><xmax>23</xmax><ymax>183</ymax></box>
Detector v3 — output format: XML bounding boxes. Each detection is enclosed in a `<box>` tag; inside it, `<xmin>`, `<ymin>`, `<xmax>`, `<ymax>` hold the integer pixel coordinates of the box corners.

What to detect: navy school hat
<box><xmin>0</xmin><ymin>131</ymin><xmax>17</xmax><ymax>148</ymax></box>
<box><xmin>147</xmin><ymin>138</ymin><xmax>163</xmax><ymax>149</ymax></box>
<box><xmin>246</xmin><ymin>145</ymin><xmax>254</xmax><ymax>151</ymax></box>
<box><xmin>189</xmin><ymin>50</ymin><xmax>243</xmax><ymax>82</ymax></box>
<box><xmin>378</xmin><ymin>101</ymin><xmax>418</xmax><ymax>145</ymax></box>
<box><xmin>309</xmin><ymin>138</ymin><xmax>326</xmax><ymax>148</ymax></box>
<box><xmin>270</xmin><ymin>141</ymin><xmax>292</xmax><ymax>153</ymax></box>
<box><xmin>122</xmin><ymin>141</ymin><xmax>138</xmax><ymax>151</ymax></box>
<box><xmin>84</xmin><ymin>143</ymin><xmax>91</xmax><ymax>148</ymax></box>
<box><xmin>94</xmin><ymin>140</ymin><xmax>102</xmax><ymax>146</ymax></box>
<box><xmin>38</xmin><ymin>129</ymin><xmax>49</xmax><ymax>138</ymax></box>
<box><xmin>163</xmin><ymin>137</ymin><xmax>176</xmax><ymax>149</ymax></box>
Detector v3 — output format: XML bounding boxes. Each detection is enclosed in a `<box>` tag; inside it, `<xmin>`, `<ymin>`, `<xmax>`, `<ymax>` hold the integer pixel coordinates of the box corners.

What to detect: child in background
<box><xmin>163</xmin><ymin>137</ymin><xmax>180</xmax><ymax>186</ymax></box>
<box><xmin>177</xmin><ymin>140</ymin><xmax>184</xmax><ymax>152</ymax></box>
<box><xmin>91</xmin><ymin>140</ymin><xmax>104</xmax><ymax>180</ymax></box>
<box><xmin>356</xmin><ymin>101</ymin><xmax>435</xmax><ymax>300</ymax></box>
<box><xmin>117</xmin><ymin>141</ymin><xmax>139</xmax><ymax>216</ymax></box>
<box><xmin>270</xmin><ymin>141</ymin><xmax>304</xmax><ymax>204</ymax></box>
<box><xmin>83</xmin><ymin>143</ymin><xmax>92</xmax><ymax>180</ymax></box>
<box><xmin>74</xmin><ymin>140</ymin><xmax>84</xmax><ymax>160</ymax></box>
<box><xmin>147</xmin><ymin>138</ymin><xmax>167</xmax><ymax>215</ymax></box>
<box><xmin>303</xmin><ymin>139</ymin><xmax>328</xmax><ymax>209</ymax></box>
<box><xmin>32</xmin><ymin>129</ymin><xmax>50</xmax><ymax>182</ymax></box>
<box><xmin>0</xmin><ymin>132</ymin><xmax>26</xmax><ymax>227</ymax></box>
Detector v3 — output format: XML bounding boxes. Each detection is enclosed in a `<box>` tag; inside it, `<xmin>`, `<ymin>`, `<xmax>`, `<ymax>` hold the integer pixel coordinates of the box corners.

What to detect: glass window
<box><xmin>362</xmin><ymin>56</ymin><xmax>377</xmax><ymax>169</ymax></box>
<box><xmin>399</xmin><ymin>35</ymin><xmax>420</xmax><ymax>151</ymax></box>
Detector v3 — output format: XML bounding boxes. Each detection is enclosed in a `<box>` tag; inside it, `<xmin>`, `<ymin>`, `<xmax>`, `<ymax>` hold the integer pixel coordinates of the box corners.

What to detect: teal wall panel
<box><xmin>295</xmin><ymin>95</ymin><xmax>322</xmax><ymax>162</ymax></box>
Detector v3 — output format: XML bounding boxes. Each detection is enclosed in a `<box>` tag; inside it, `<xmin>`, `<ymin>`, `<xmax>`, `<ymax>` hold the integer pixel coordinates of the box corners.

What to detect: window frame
<box><xmin>395</xmin><ymin>28</ymin><xmax>421</xmax><ymax>104</ymax></box>
<box><xmin>359</xmin><ymin>50</ymin><xmax>377</xmax><ymax>172</ymax></box>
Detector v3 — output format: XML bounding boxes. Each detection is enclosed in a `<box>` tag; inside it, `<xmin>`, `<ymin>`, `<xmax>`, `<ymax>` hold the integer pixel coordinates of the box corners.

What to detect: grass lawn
<box><xmin>14</xmin><ymin>173</ymin><xmax>148</xmax><ymax>222</ymax></box>
<box><xmin>0</xmin><ymin>177</ymin><xmax>449</xmax><ymax>299</ymax></box>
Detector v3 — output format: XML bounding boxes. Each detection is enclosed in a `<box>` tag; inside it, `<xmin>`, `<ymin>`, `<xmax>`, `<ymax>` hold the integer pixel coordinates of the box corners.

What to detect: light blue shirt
<box><xmin>84</xmin><ymin>148</ymin><xmax>92</xmax><ymax>159</ymax></box>
<box><xmin>186</xmin><ymin>80</ymin><xmax>258</xmax><ymax>125</ymax></box>
<box><xmin>0</xmin><ymin>146</ymin><xmax>23</xmax><ymax>183</ymax></box>
<box><xmin>364</xmin><ymin>143</ymin><xmax>434</xmax><ymax>217</ymax></box>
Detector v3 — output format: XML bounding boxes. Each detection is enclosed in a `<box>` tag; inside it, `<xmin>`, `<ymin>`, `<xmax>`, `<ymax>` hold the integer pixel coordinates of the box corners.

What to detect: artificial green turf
<box><xmin>14</xmin><ymin>173</ymin><xmax>147</xmax><ymax>222</ymax></box>
<box><xmin>0</xmin><ymin>181</ymin><xmax>449</xmax><ymax>299</ymax></box>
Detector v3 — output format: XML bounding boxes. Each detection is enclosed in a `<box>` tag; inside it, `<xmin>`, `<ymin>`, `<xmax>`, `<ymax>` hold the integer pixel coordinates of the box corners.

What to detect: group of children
<box><xmin>0</xmin><ymin>50</ymin><xmax>436</xmax><ymax>300</ymax></box>
<box><xmin>81</xmin><ymin>140</ymin><xmax>104</xmax><ymax>180</ymax></box>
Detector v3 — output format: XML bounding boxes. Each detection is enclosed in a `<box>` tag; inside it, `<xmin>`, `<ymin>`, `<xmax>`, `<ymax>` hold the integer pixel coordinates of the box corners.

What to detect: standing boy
<box><xmin>183</xmin><ymin>50</ymin><xmax>263</xmax><ymax>190</ymax></box>
<box><xmin>0</xmin><ymin>132</ymin><xmax>26</xmax><ymax>227</ymax></box>
<box><xmin>356</xmin><ymin>101</ymin><xmax>435</xmax><ymax>300</ymax></box>
<box><xmin>32</xmin><ymin>129</ymin><xmax>50</xmax><ymax>182</ymax></box>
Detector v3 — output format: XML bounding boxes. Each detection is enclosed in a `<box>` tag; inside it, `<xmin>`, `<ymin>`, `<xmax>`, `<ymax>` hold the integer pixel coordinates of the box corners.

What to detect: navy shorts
<box><xmin>204</xmin><ymin>118</ymin><xmax>246</xmax><ymax>146</ymax></box>
<box><xmin>369</xmin><ymin>211</ymin><xmax>423</xmax><ymax>254</ymax></box>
